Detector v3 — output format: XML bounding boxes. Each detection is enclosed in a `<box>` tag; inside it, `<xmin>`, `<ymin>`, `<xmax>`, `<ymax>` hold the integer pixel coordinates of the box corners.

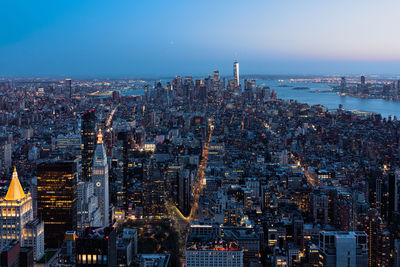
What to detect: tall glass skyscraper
<box><xmin>81</xmin><ymin>109</ymin><xmax>96</xmax><ymax>181</ymax></box>
<box><xmin>37</xmin><ymin>161</ymin><xmax>77</xmax><ymax>248</ymax></box>
<box><xmin>66</xmin><ymin>78</ymin><xmax>72</xmax><ymax>98</ymax></box>
<box><xmin>233</xmin><ymin>61</ymin><xmax>240</xmax><ymax>88</ymax></box>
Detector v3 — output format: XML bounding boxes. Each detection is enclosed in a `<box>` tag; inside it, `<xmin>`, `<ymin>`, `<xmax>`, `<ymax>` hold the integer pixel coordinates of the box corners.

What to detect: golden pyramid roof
<box><xmin>5</xmin><ymin>167</ymin><xmax>26</xmax><ymax>201</ymax></box>
<box><xmin>97</xmin><ymin>129</ymin><xmax>103</xmax><ymax>144</ymax></box>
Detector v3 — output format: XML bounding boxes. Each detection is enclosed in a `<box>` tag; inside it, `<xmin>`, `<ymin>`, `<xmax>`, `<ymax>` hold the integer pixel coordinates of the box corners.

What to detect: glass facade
<box><xmin>37</xmin><ymin>161</ymin><xmax>77</xmax><ymax>248</ymax></box>
<box><xmin>81</xmin><ymin>109</ymin><xmax>96</xmax><ymax>181</ymax></box>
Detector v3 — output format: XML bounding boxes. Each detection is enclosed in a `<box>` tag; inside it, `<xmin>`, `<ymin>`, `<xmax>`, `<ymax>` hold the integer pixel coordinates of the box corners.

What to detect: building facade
<box><xmin>81</xmin><ymin>109</ymin><xmax>96</xmax><ymax>181</ymax></box>
<box><xmin>233</xmin><ymin>61</ymin><xmax>240</xmax><ymax>88</ymax></box>
<box><xmin>76</xmin><ymin>181</ymin><xmax>102</xmax><ymax>231</ymax></box>
<box><xmin>0</xmin><ymin>168</ymin><xmax>44</xmax><ymax>260</ymax></box>
<box><xmin>318</xmin><ymin>231</ymin><xmax>368</xmax><ymax>267</ymax></box>
<box><xmin>186</xmin><ymin>240</ymin><xmax>243</xmax><ymax>267</ymax></box>
<box><xmin>92</xmin><ymin>130</ymin><xmax>109</xmax><ymax>226</ymax></box>
<box><xmin>76</xmin><ymin>226</ymin><xmax>116</xmax><ymax>266</ymax></box>
<box><xmin>37</xmin><ymin>160</ymin><xmax>77</xmax><ymax>248</ymax></box>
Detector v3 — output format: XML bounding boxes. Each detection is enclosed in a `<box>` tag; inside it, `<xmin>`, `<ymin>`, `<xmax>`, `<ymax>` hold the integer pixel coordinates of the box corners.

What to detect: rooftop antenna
<box><xmin>234</xmin><ymin>52</ymin><xmax>238</xmax><ymax>62</ymax></box>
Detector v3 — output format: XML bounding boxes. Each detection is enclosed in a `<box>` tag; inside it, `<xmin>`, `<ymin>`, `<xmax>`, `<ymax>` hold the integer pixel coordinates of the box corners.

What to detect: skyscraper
<box><xmin>213</xmin><ymin>70</ymin><xmax>220</xmax><ymax>83</ymax></box>
<box><xmin>358</xmin><ymin>209</ymin><xmax>390</xmax><ymax>267</ymax></box>
<box><xmin>112</xmin><ymin>90</ymin><xmax>120</xmax><ymax>103</ymax></box>
<box><xmin>177</xmin><ymin>170</ymin><xmax>191</xmax><ymax>217</ymax></box>
<box><xmin>37</xmin><ymin>160</ymin><xmax>77</xmax><ymax>248</ymax></box>
<box><xmin>233</xmin><ymin>61</ymin><xmax>240</xmax><ymax>88</ymax></box>
<box><xmin>213</xmin><ymin>70</ymin><xmax>220</xmax><ymax>93</ymax></box>
<box><xmin>244</xmin><ymin>79</ymin><xmax>256</xmax><ymax>101</ymax></box>
<box><xmin>81</xmin><ymin>109</ymin><xmax>96</xmax><ymax>181</ymax></box>
<box><xmin>184</xmin><ymin>76</ymin><xmax>194</xmax><ymax>100</ymax></box>
<box><xmin>66</xmin><ymin>78</ymin><xmax>72</xmax><ymax>98</ymax></box>
<box><xmin>172</xmin><ymin>76</ymin><xmax>183</xmax><ymax>97</ymax></box>
<box><xmin>92</xmin><ymin>129</ymin><xmax>109</xmax><ymax>226</ymax></box>
<box><xmin>0</xmin><ymin>140</ymin><xmax>12</xmax><ymax>168</ymax></box>
<box><xmin>115</xmin><ymin>131</ymin><xmax>133</xmax><ymax>210</ymax></box>
<box><xmin>318</xmin><ymin>231</ymin><xmax>368</xmax><ymax>267</ymax></box>
<box><xmin>340</xmin><ymin>77</ymin><xmax>346</xmax><ymax>92</ymax></box>
<box><xmin>76</xmin><ymin>180</ymin><xmax>102</xmax><ymax>231</ymax></box>
<box><xmin>0</xmin><ymin>168</ymin><xmax>44</xmax><ymax>260</ymax></box>
<box><xmin>361</xmin><ymin>75</ymin><xmax>366</xmax><ymax>86</ymax></box>
<box><xmin>388</xmin><ymin>170</ymin><xmax>400</xmax><ymax>224</ymax></box>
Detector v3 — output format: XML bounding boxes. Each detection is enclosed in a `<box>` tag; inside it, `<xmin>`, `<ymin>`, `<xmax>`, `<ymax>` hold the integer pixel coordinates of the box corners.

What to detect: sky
<box><xmin>1</xmin><ymin>0</ymin><xmax>400</xmax><ymax>78</ymax></box>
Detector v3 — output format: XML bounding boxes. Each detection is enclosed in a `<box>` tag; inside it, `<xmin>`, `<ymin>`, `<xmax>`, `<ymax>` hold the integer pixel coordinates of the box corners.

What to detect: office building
<box><xmin>0</xmin><ymin>240</ymin><xmax>20</xmax><ymax>267</ymax></box>
<box><xmin>213</xmin><ymin>70</ymin><xmax>220</xmax><ymax>83</ymax></box>
<box><xmin>0</xmin><ymin>141</ymin><xmax>11</xmax><ymax>168</ymax></box>
<box><xmin>213</xmin><ymin>70</ymin><xmax>220</xmax><ymax>92</ymax></box>
<box><xmin>172</xmin><ymin>76</ymin><xmax>183</xmax><ymax>96</ymax></box>
<box><xmin>92</xmin><ymin>129</ymin><xmax>109</xmax><ymax>226</ymax></box>
<box><xmin>56</xmin><ymin>133</ymin><xmax>81</xmax><ymax>150</ymax></box>
<box><xmin>312</xmin><ymin>191</ymin><xmax>329</xmax><ymax>225</ymax></box>
<box><xmin>340</xmin><ymin>77</ymin><xmax>346</xmax><ymax>92</ymax></box>
<box><xmin>112</xmin><ymin>91</ymin><xmax>120</xmax><ymax>103</ymax></box>
<box><xmin>177</xmin><ymin>170</ymin><xmax>191</xmax><ymax>217</ymax></box>
<box><xmin>116</xmin><ymin>228</ymin><xmax>137</xmax><ymax>267</ymax></box>
<box><xmin>359</xmin><ymin>209</ymin><xmax>390</xmax><ymax>267</ymax></box>
<box><xmin>37</xmin><ymin>160</ymin><xmax>77</xmax><ymax>248</ymax></box>
<box><xmin>233</xmin><ymin>61</ymin><xmax>239</xmax><ymax>88</ymax></box>
<box><xmin>223</xmin><ymin>226</ymin><xmax>261</xmax><ymax>264</ymax></box>
<box><xmin>66</xmin><ymin>78</ymin><xmax>72</xmax><ymax>98</ymax></box>
<box><xmin>81</xmin><ymin>109</ymin><xmax>96</xmax><ymax>181</ymax></box>
<box><xmin>318</xmin><ymin>231</ymin><xmax>368</xmax><ymax>267</ymax></box>
<box><xmin>0</xmin><ymin>168</ymin><xmax>44</xmax><ymax>260</ymax></box>
<box><xmin>186</xmin><ymin>239</ymin><xmax>243</xmax><ymax>267</ymax></box>
<box><xmin>76</xmin><ymin>181</ymin><xmax>102</xmax><ymax>231</ymax></box>
<box><xmin>24</xmin><ymin>219</ymin><xmax>45</xmax><ymax>261</ymax></box>
<box><xmin>388</xmin><ymin>170</ymin><xmax>400</xmax><ymax>224</ymax></box>
<box><xmin>244</xmin><ymin>79</ymin><xmax>256</xmax><ymax>101</ymax></box>
<box><xmin>76</xmin><ymin>226</ymin><xmax>116</xmax><ymax>266</ymax></box>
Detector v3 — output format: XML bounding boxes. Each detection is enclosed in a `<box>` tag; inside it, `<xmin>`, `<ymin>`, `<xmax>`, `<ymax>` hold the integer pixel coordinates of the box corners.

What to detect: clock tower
<box><xmin>92</xmin><ymin>129</ymin><xmax>109</xmax><ymax>226</ymax></box>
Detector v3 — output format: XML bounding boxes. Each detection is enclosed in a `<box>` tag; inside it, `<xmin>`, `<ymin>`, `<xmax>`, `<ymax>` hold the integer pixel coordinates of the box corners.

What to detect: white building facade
<box><xmin>76</xmin><ymin>181</ymin><xmax>102</xmax><ymax>231</ymax></box>
<box><xmin>92</xmin><ymin>130</ymin><xmax>109</xmax><ymax>226</ymax></box>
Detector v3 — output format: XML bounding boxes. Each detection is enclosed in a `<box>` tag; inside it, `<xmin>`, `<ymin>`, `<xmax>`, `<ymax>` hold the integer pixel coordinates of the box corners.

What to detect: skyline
<box><xmin>2</xmin><ymin>1</ymin><xmax>400</xmax><ymax>265</ymax></box>
<box><xmin>2</xmin><ymin>0</ymin><xmax>400</xmax><ymax>77</ymax></box>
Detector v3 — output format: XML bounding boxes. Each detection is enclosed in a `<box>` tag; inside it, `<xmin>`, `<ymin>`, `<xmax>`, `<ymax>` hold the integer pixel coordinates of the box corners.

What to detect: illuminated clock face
<box><xmin>96</xmin><ymin>182</ymin><xmax>101</xmax><ymax>187</ymax></box>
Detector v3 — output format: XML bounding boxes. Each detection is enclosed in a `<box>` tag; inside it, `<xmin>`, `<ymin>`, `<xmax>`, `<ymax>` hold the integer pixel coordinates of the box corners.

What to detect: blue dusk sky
<box><xmin>1</xmin><ymin>0</ymin><xmax>400</xmax><ymax>77</ymax></box>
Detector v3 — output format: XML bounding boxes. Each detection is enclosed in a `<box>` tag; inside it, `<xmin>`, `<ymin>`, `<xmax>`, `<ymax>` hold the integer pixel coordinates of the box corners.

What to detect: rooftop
<box><xmin>4</xmin><ymin>168</ymin><xmax>26</xmax><ymax>201</ymax></box>
<box><xmin>187</xmin><ymin>239</ymin><xmax>241</xmax><ymax>251</ymax></box>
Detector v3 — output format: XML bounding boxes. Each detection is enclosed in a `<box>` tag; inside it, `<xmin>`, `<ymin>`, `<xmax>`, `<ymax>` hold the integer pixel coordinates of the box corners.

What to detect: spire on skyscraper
<box><xmin>5</xmin><ymin>167</ymin><xmax>26</xmax><ymax>201</ymax></box>
<box><xmin>97</xmin><ymin>129</ymin><xmax>103</xmax><ymax>144</ymax></box>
